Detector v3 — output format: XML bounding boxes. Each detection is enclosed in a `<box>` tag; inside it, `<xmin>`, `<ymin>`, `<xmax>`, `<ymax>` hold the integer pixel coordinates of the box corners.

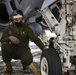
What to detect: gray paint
<box><xmin>14</xmin><ymin>0</ymin><xmax>44</xmax><ymax>19</ymax></box>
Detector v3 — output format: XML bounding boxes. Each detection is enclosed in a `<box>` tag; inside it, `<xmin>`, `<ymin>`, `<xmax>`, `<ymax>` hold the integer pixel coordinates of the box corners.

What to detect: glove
<box><xmin>9</xmin><ymin>36</ymin><xmax>20</xmax><ymax>44</ymax></box>
<box><xmin>43</xmin><ymin>47</ymin><xmax>48</xmax><ymax>51</ymax></box>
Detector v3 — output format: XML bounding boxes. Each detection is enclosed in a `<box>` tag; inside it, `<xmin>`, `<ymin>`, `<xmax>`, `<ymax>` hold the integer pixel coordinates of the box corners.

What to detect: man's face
<box><xmin>12</xmin><ymin>14</ymin><xmax>23</xmax><ymax>27</ymax></box>
<box><xmin>13</xmin><ymin>18</ymin><xmax>22</xmax><ymax>22</ymax></box>
<box><xmin>12</xmin><ymin>14</ymin><xmax>23</xmax><ymax>22</ymax></box>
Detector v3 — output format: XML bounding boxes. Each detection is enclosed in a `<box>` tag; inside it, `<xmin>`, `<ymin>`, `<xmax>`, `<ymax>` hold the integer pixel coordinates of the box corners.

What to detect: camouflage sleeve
<box><xmin>27</xmin><ymin>26</ymin><xmax>45</xmax><ymax>50</ymax></box>
<box><xmin>1</xmin><ymin>27</ymin><xmax>9</xmax><ymax>43</ymax></box>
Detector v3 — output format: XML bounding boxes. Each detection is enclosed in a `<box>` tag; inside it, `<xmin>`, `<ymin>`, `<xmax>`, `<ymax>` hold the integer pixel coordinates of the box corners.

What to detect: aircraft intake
<box><xmin>0</xmin><ymin>3</ymin><xmax>9</xmax><ymax>24</ymax></box>
<box><xmin>28</xmin><ymin>22</ymin><xmax>42</xmax><ymax>36</ymax></box>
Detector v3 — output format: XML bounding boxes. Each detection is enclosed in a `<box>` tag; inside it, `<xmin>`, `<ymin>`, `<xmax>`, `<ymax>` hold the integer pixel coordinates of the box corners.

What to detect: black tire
<box><xmin>40</xmin><ymin>47</ymin><xmax>62</xmax><ymax>75</ymax></box>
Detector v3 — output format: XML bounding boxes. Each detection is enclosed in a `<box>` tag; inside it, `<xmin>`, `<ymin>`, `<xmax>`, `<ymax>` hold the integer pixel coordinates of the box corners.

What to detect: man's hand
<box><xmin>9</xmin><ymin>36</ymin><xmax>20</xmax><ymax>44</ymax></box>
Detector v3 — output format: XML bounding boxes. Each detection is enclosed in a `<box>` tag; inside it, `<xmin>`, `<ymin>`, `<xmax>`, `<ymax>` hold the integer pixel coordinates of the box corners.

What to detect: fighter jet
<box><xmin>0</xmin><ymin>0</ymin><xmax>63</xmax><ymax>75</ymax></box>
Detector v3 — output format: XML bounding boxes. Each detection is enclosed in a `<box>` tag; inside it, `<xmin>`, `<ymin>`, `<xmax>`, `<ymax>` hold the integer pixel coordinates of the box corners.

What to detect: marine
<box><xmin>1</xmin><ymin>11</ymin><xmax>45</xmax><ymax>75</ymax></box>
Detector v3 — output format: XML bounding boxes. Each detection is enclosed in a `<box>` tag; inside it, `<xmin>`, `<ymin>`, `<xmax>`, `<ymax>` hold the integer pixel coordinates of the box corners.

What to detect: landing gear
<box><xmin>40</xmin><ymin>47</ymin><xmax>62</xmax><ymax>75</ymax></box>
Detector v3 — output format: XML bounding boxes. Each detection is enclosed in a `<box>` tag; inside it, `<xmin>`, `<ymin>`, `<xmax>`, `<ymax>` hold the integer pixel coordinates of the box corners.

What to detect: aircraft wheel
<box><xmin>40</xmin><ymin>47</ymin><xmax>62</xmax><ymax>75</ymax></box>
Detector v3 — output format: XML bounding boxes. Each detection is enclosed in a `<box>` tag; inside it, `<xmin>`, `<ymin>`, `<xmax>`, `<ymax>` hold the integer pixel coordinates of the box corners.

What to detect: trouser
<box><xmin>1</xmin><ymin>42</ymin><xmax>40</xmax><ymax>75</ymax></box>
<box><xmin>1</xmin><ymin>42</ymin><xmax>33</xmax><ymax>66</ymax></box>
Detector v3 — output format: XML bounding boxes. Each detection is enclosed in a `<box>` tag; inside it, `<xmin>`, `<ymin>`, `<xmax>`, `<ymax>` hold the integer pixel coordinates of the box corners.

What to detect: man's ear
<box><xmin>9</xmin><ymin>16</ymin><xmax>13</xmax><ymax>22</ymax></box>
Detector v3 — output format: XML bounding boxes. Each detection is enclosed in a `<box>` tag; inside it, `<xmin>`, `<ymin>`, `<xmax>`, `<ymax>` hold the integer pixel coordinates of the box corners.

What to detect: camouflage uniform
<box><xmin>1</xmin><ymin>24</ymin><xmax>45</xmax><ymax>66</ymax></box>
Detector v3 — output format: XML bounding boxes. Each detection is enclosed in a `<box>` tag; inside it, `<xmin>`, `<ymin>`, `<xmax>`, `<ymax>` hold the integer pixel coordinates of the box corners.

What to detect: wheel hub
<box><xmin>41</xmin><ymin>57</ymin><xmax>48</xmax><ymax>75</ymax></box>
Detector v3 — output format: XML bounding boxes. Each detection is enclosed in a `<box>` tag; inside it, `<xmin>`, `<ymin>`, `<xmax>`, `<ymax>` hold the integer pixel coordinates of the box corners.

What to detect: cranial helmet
<box><xmin>10</xmin><ymin>10</ymin><xmax>23</xmax><ymax>21</ymax></box>
<box><xmin>13</xmin><ymin>14</ymin><xmax>23</xmax><ymax>19</ymax></box>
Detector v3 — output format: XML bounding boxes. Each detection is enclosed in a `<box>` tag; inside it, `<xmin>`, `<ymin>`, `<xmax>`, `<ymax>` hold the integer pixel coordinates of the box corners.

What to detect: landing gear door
<box><xmin>41</xmin><ymin>0</ymin><xmax>56</xmax><ymax>10</ymax></box>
